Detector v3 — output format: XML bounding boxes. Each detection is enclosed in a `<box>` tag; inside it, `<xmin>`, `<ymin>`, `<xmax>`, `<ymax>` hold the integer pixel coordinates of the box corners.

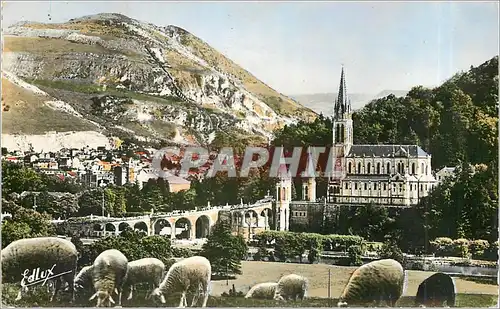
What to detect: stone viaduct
<box><xmin>64</xmin><ymin>197</ymin><xmax>274</xmax><ymax>241</ymax></box>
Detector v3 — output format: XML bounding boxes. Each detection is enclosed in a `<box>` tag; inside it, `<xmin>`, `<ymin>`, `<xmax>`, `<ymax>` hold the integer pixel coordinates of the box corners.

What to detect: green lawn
<box><xmin>1</xmin><ymin>282</ymin><xmax>497</xmax><ymax>308</ymax></box>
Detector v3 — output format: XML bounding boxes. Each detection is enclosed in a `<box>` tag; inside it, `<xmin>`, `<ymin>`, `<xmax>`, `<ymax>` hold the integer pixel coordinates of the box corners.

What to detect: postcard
<box><xmin>1</xmin><ymin>1</ymin><xmax>498</xmax><ymax>308</ymax></box>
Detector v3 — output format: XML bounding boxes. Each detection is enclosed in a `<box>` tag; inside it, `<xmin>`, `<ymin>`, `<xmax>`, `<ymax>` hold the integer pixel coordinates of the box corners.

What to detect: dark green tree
<box><xmin>200</xmin><ymin>220</ymin><xmax>247</xmax><ymax>278</ymax></box>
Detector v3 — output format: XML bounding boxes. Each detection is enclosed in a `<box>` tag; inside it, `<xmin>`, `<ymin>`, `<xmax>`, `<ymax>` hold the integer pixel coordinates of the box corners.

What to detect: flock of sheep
<box><xmin>2</xmin><ymin>236</ymin><xmax>458</xmax><ymax>308</ymax></box>
<box><xmin>2</xmin><ymin>237</ymin><xmax>211</xmax><ymax>307</ymax></box>
<box><xmin>244</xmin><ymin>258</ymin><xmax>456</xmax><ymax>307</ymax></box>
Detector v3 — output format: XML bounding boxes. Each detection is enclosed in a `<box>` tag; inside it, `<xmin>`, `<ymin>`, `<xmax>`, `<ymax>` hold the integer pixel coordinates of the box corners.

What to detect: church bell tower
<box><xmin>275</xmin><ymin>155</ymin><xmax>291</xmax><ymax>231</ymax></box>
<box><xmin>328</xmin><ymin>66</ymin><xmax>353</xmax><ymax>202</ymax></box>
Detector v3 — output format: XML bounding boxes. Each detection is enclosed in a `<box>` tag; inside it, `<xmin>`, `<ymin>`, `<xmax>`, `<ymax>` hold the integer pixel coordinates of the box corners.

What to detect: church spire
<box><xmin>334</xmin><ymin>65</ymin><xmax>351</xmax><ymax>120</ymax></box>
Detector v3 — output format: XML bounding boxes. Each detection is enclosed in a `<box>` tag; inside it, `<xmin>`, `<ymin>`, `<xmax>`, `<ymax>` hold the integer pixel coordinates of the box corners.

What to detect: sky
<box><xmin>2</xmin><ymin>1</ymin><xmax>499</xmax><ymax>95</ymax></box>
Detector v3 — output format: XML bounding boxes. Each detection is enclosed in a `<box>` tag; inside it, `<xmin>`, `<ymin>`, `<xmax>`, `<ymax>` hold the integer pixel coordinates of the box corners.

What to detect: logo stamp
<box><xmin>20</xmin><ymin>264</ymin><xmax>73</xmax><ymax>288</ymax></box>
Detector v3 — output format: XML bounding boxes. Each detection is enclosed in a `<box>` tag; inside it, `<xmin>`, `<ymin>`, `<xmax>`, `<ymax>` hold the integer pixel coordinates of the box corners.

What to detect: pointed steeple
<box><xmin>303</xmin><ymin>148</ymin><xmax>316</xmax><ymax>178</ymax></box>
<box><xmin>277</xmin><ymin>149</ymin><xmax>291</xmax><ymax>180</ymax></box>
<box><xmin>334</xmin><ymin>65</ymin><xmax>351</xmax><ymax>119</ymax></box>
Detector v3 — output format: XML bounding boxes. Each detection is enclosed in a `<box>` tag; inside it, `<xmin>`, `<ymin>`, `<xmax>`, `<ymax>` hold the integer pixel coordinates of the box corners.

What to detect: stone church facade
<box><xmin>275</xmin><ymin>67</ymin><xmax>438</xmax><ymax>232</ymax></box>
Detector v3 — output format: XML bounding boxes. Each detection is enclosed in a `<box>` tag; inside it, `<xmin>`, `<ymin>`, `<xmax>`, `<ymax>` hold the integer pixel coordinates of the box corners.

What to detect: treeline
<box><xmin>1</xmin><ymin>160</ymin><xmax>276</xmax><ymax>219</ymax></box>
<box><xmin>270</xmin><ymin>56</ymin><xmax>499</xmax><ymax>249</ymax></box>
<box><xmin>72</xmin><ymin>227</ymin><xmax>193</xmax><ymax>269</ymax></box>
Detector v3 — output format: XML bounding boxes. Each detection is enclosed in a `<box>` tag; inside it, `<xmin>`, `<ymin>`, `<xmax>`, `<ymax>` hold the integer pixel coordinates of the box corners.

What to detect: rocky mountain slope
<box><xmin>2</xmin><ymin>13</ymin><xmax>316</xmax><ymax>151</ymax></box>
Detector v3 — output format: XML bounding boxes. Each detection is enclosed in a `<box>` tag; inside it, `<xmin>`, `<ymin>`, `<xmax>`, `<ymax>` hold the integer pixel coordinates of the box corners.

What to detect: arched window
<box><xmin>282</xmin><ymin>187</ymin><xmax>286</xmax><ymax>201</ymax></box>
<box><xmin>387</xmin><ymin>162</ymin><xmax>391</xmax><ymax>174</ymax></box>
<box><xmin>421</xmin><ymin>162</ymin><xmax>424</xmax><ymax>174</ymax></box>
<box><xmin>376</xmin><ymin>162</ymin><xmax>381</xmax><ymax>174</ymax></box>
<box><xmin>348</xmin><ymin>162</ymin><xmax>352</xmax><ymax>174</ymax></box>
<box><xmin>304</xmin><ymin>186</ymin><xmax>308</xmax><ymax>199</ymax></box>
<box><xmin>367</xmin><ymin>163</ymin><xmax>371</xmax><ymax>174</ymax></box>
<box><xmin>357</xmin><ymin>162</ymin><xmax>362</xmax><ymax>174</ymax></box>
<box><xmin>425</xmin><ymin>165</ymin><xmax>429</xmax><ymax>175</ymax></box>
<box><xmin>397</xmin><ymin>163</ymin><xmax>401</xmax><ymax>174</ymax></box>
<box><xmin>411</xmin><ymin>163</ymin><xmax>416</xmax><ymax>174</ymax></box>
<box><xmin>401</xmin><ymin>163</ymin><xmax>405</xmax><ymax>173</ymax></box>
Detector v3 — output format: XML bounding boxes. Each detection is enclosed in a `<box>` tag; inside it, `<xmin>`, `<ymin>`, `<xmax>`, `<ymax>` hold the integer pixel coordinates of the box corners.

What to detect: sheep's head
<box><xmin>89</xmin><ymin>290</ymin><xmax>115</xmax><ymax>307</ymax></box>
<box><xmin>148</xmin><ymin>288</ymin><xmax>166</xmax><ymax>304</ymax></box>
<box><xmin>337</xmin><ymin>301</ymin><xmax>348</xmax><ymax>307</ymax></box>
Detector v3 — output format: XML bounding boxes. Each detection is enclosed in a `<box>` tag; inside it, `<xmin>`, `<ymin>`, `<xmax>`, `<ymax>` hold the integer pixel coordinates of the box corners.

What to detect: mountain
<box><xmin>291</xmin><ymin>90</ymin><xmax>410</xmax><ymax>116</ymax></box>
<box><xmin>290</xmin><ymin>92</ymin><xmax>374</xmax><ymax>116</ymax></box>
<box><xmin>1</xmin><ymin>13</ymin><xmax>316</xmax><ymax>152</ymax></box>
<box><xmin>373</xmin><ymin>89</ymin><xmax>409</xmax><ymax>99</ymax></box>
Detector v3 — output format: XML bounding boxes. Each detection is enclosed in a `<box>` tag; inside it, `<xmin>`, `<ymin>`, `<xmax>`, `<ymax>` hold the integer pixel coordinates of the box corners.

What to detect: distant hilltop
<box><xmin>291</xmin><ymin>90</ymin><xmax>409</xmax><ymax>116</ymax></box>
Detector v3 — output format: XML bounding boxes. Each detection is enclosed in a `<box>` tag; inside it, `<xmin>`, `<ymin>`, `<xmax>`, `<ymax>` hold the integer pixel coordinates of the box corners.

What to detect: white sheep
<box><xmin>245</xmin><ymin>282</ymin><xmax>278</xmax><ymax>299</ymax></box>
<box><xmin>337</xmin><ymin>259</ymin><xmax>405</xmax><ymax>307</ymax></box>
<box><xmin>273</xmin><ymin>274</ymin><xmax>308</xmax><ymax>301</ymax></box>
<box><xmin>74</xmin><ymin>265</ymin><xmax>94</xmax><ymax>301</ymax></box>
<box><xmin>149</xmin><ymin>256</ymin><xmax>211</xmax><ymax>308</ymax></box>
<box><xmin>1</xmin><ymin>237</ymin><xmax>78</xmax><ymax>302</ymax></box>
<box><xmin>89</xmin><ymin>249</ymin><xmax>128</xmax><ymax>307</ymax></box>
<box><xmin>123</xmin><ymin>258</ymin><xmax>165</xmax><ymax>301</ymax></box>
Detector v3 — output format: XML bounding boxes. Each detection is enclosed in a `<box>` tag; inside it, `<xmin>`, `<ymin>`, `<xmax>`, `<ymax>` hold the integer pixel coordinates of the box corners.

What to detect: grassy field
<box><xmin>1</xmin><ymin>78</ymin><xmax>97</xmax><ymax>134</ymax></box>
<box><xmin>210</xmin><ymin>261</ymin><xmax>499</xmax><ymax>298</ymax></box>
<box><xmin>2</xmin><ymin>261</ymin><xmax>497</xmax><ymax>307</ymax></box>
<box><xmin>3</xmin><ymin>36</ymin><xmax>110</xmax><ymax>54</ymax></box>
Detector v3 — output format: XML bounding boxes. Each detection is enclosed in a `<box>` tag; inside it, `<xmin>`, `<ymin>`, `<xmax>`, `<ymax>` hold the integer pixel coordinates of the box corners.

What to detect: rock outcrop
<box><xmin>2</xmin><ymin>13</ymin><xmax>316</xmax><ymax>149</ymax></box>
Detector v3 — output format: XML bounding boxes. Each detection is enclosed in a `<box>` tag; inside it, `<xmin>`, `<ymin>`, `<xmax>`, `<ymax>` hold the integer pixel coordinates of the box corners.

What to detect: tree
<box><xmin>1</xmin><ymin>221</ymin><xmax>32</xmax><ymax>247</ymax></box>
<box><xmin>378</xmin><ymin>239</ymin><xmax>405</xmax><ymax>265</ymax></box>
<box><xmin>1</xmin><ymin>199</ymin><xmax>55</xmax><ymax>247</ymax></box>
<box><xmin>349</xmin><ymin>203</ymin><xmax>395</xmax><ymax>242</ymax></box>
<box><xmin>200</xmin><ymin>220</ymin><xmax>247</xmax><ymax>279</ymax></box>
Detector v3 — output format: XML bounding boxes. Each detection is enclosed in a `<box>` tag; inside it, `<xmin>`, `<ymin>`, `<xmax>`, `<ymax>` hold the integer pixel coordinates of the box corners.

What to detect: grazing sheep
<box><xmin>123</xmin><ymin>258</ymin><xmax>165</xmax><ymax>301</ymax></box>
<box><xmin>1</xmin><ymin>237</ymin><xmax>78</xmax><ymax>303</ymax></box>
<box><xmin>89</xmin><ymin>249</ymin><xmax>128</xmax><ymax>307</ymax></box>
<box><xmin>273</xmin><ymin>274</ymin><xmax>308</xmax><ymax>301</ymax></box>
<box><xmin>337</xmin><ymin>259</ymin><xmax>405</xmax><ymax>307</ymax></box>
<box><xmin>74</xmin><ymin>265</ymin><xmax>94</xmax><ymax>301</ymax></box>
<box><xmin>245</xmin><ymin>282</ymin><xmax>278</xmax><ymax>299</ymax></box>
<box><xmin>149</xmin><ymin>256</ymin><xmax>211</xmax><ymax>308</ymax></box>
<box><xmin>414</xmin><ymin>273</ymin><xmax>456</xmax><ymax>307</ymax></box>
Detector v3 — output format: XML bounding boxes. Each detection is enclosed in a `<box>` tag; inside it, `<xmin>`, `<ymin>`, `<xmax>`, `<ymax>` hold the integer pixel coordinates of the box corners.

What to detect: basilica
<box><xmin>325</xmin><ymin>67</ymin><xmax>438</xmax><ymax>206</ymax></box>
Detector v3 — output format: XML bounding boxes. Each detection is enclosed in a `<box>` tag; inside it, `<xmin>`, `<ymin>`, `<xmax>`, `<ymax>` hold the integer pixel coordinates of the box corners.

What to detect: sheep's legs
<box><xmin>15</xmin><ymin>288</ymin><xmax>24</xmax><ymax>302</ymax></box>
<box><xmin>179</xmin><ymin>292</ymin><xmax>187</xmax><ymax>308</ymax></box>
<box><xmin>127</xmin><ymin>286</ymin><xmax>134</xmax><ymax>301</ymax></box>
<box><xmin>50</xmin><ymin>278</ymin><xmax>63</xmax><ymax>302</ymax></box>
<box><xmin>117</xmin><ymin>288</ymin><xmax>123</xmax><ymax>306</ymax></box>
<box><xmin>191</xmin><ymin>291</ymin><xmax>201</xmax><ymax>307</ymax></box>
<box><xmin>63</xmin><ymin>272</ymin><xmax>75</xmax><ymax>303</ymax></box>
<box><xmin>201</xmin><ymin>290</ymin><xmax>209</xmax><ymax>308</ymax></box>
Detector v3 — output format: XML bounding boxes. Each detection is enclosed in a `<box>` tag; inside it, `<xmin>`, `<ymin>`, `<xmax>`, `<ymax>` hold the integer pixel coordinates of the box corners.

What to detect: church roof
<box><xmin>347</xmin><ymin>145</ymin><xmax>429</xmax><ymax>158</ymax></box>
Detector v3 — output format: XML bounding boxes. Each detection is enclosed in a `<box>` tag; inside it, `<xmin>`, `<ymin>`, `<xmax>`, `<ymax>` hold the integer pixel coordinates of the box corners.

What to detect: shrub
<box><xmin>469</xmin><ymin>239</ymin><xmax>489</xmax><ymax>259</ymax></box>
<box><xmin>430</xmin><ymin>237</ymin><xmax>472</xmax><ymax>258</ymax></box>
<box><xmin>452</xmin><ymin>238</ymin><xmax>471</xmax><ymax>258</ymax></box>
<box><xmin>347</xmin><ymin>245</ymin><xmax>363</xmax><ymax>266</ymax></box>
<box><xmin>253</xmin><ymin>246</ymin><xmax>269</xmax><ymax>261</ymax></box>
<box><xmin>253</xmin><ymin>231</ymin><xmax>365</xmax><ymax>253</ymax></box>
<box><xmin>483</xmin><ymin>241</ymin><xmax>499</xmax><ymax>261</ymax></box>
<box><xmin>430</xmin><ymin>237</ymin><xmax>454</xmax><ymax>256</ymax></box>
<box><xmin>378</xmin><ymin>240</ymin><xmax>405</xmax><ymax>265</ymax></box>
